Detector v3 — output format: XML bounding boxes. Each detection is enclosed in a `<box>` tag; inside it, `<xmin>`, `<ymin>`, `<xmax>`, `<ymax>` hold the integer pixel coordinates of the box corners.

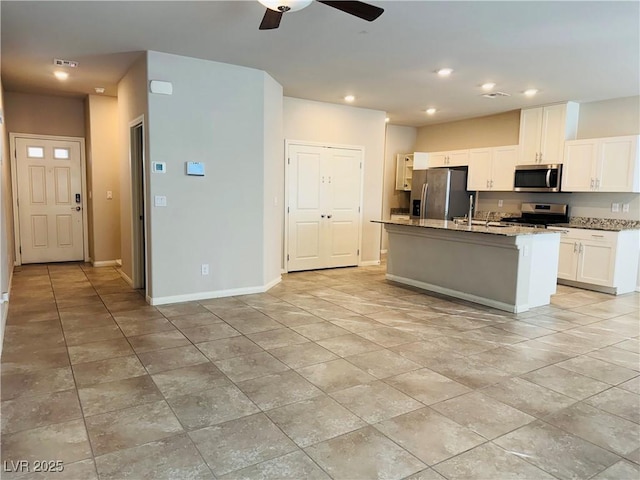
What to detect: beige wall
<box><xmin>414</xmin><ymin>110</ymin><xmax>520</xmax><ymax>151</ymax></box>
<box><xmin>283</xmin><ymin>97</ymin><xmax>387</xmax><ymax>264</ymax></box>
<box><xmin>578</xmin><ymin>96</ymin><xmax>640</xmax><ymax>139</ymax></box>
<box><xmin>0</xmin><ymin>81</ymin><xmax>15</xmax><ymax>353</ymax></box>
<box><xmin>4</xmin><ymin>92</ymin><xmax>85</xmax><ymax>138</ymax></box>
<box><xmin>117</xmin><ymin>54</ymin><xmax>148</xmax><ymax>284</ymax></box>
<box><xmin>86</xmin><ymin>95</ymin><xmax>121</xmax><ymax>263</ymax></box>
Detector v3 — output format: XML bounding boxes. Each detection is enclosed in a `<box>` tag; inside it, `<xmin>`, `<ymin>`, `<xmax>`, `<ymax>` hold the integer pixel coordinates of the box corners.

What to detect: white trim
<box><xmin>129</xmin><ymin>116</ymin><xmax>148</xmax><ymax>294</ymax></box>
<box><xmin>9</xmin><ymin>133</ymin><xmax>89</xmax><ymax>264</ymax></box>
<box><xmin>92</xmin><ymin>259</ymin><xmax>121</xmax><ymax>267</ymax></box>
<box><xmin>359</xmin><ymin>260</ymin><xmax>381</xmax><ymax>266</ymax></box>
<box><xmin>380</xmin><ymin>249</ymin><xmax>388</xmax><ymax>254</ymax></box>
<box><xmin>148</xmin><ymin>276</ymin><xmax>282</xmax><ymax>306</ymax></box>
<box><xmin>284</xmin><ymin>139</ymin><xmax>365</xmax><ymax>274</ymax></box>
<box><xmin>0</xmin><ymin>268</ymin><xmax>14</xmax><ymax>356</ymax></box>
<box><xmin>386</xmin><ymin>273</ymin><xmax>526</xmax><ymax>313</ymax></box>
<box><xmin>119</xmin><ymin>269</ymin><xmax>134</xmax><ymax>287</ymax></box>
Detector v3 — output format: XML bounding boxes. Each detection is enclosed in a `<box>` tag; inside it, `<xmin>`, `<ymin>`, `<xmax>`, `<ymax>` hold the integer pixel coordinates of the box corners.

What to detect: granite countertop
<box><xmin>372</xmin><ymin>218</ymin><xmax>559</xmax><ymax>237</ymax></box>
<box><xmin>556</xmin><ymin>217</ymin><xmax>640</xmax><ymax>231</ymax></box>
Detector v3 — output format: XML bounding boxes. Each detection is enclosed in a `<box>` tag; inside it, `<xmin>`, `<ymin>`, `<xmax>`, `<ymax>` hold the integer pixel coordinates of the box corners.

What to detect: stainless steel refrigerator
<box><xmin>410</xmin><ymin>168</ymin><xmax>469</xmax><ymax>220</ymax></box>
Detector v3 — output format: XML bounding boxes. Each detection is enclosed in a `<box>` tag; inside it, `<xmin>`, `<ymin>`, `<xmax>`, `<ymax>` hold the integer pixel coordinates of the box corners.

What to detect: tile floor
<box><xmin>1</xmin><ymin>262</ymin><xmax>639</xmax><ymax>480</ymax></box>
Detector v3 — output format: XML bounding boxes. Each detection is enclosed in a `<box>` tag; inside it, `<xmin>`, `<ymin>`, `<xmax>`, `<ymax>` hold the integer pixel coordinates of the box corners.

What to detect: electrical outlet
<box><xmin>611</xmin><ymin>203</ymin><xmax>620</xmax><ymax>213</ymax></box>
<box><xmin>498</xmin><ymin>200</ymin><xmax>503</xmax><ymax>207</ymax></box>
<box><xmin>201</xmin><ymin>264</ymin><xmax>209</xmax><ymax>275</ymax></box>
<box><xmin>622</xmin><ymin>203</ymin><xmax>630</xmax><ymax>213</ymax></box>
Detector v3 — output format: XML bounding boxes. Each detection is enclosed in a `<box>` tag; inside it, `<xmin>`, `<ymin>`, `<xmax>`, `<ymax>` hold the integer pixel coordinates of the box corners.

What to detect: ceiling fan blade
<box><xmin>317</xmin><ymin>1</ymin><xmax>384</xmax><ymax>22</ymax></box>
<box><xmin>259</xmin><ymin>8</ymin><xmax>283</xmax><ymax>30</ymax></box>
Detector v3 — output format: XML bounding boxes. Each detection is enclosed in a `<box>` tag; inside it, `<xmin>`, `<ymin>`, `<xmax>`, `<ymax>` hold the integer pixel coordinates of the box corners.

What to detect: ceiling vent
<box><xmin>54</xmin><ymin>58</ymin><xmax>78</xmax><ymax>68</ymax></box>
<box><xmin>482</xmin><ymin>91</ymin><xmax>510</xmax><ymax>99</ymax></box>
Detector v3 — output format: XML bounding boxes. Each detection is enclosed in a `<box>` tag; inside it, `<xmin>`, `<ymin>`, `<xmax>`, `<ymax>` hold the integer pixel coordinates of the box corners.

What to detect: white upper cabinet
<box><xmin>562</xmin><ymin>135</ymin><xmax>639</xmax><ymax>192</ymax></box>
<box><xmin>395</xmin><ymin>154</ymin><xmax>414</xmax><ymax>191</ymax></box>
<box><xmin>518</xmin><ymin>102</ymin><xmax>579</xmax><ymax>165</ymax></box>
<box><xmin>421</xmin><ymin>149</ymin><xmax>470</xmax><ymax>168</ymax></box>
<box><xmin>467</xmin><ymin>145</ymin><xmax>518</xmax><ymax>191</ymax></box>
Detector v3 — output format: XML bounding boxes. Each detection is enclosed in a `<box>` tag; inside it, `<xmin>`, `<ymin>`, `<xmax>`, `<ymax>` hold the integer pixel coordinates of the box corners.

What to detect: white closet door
<box><xmin>324</xmin><ymin>148</ymin><xmax>361</xmax><ymax>268</ymax></box>
<box><xmin>16</xmin><ymin>137</ymin><xmax>84</xmax><ymax>263</ymax></box>
<box><xmin>287</xmin><ymin>144</ymin><xmax>362</xmax><ymax>272</ymax></box>
<box><xmin>287</xmin><ymin>145</ymin><xmax>326</xmax><ymax>271</ymax></box>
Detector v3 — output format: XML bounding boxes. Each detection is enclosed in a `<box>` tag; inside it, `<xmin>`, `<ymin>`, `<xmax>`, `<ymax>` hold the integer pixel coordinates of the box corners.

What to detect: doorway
<box><xmin>130</xmin><ymin>120</ymin><xmax>146</xmax><ymax>290</ymax></box>
<box><xmin>286</xmin><ymin>142</ymin><xmax>363</xmax><ymax>272</ymax></box>
<box><xmin>10</xmin><ymin>134</ymin><xmax>88</xmax><ymax>264</ymax></box>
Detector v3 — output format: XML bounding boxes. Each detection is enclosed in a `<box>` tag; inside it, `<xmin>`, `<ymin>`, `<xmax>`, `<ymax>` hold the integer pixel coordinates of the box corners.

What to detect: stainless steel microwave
<box><xmin>514</xmin><ymin>164</ymin><xmax>562</xmax><ymax>192</ymax></box>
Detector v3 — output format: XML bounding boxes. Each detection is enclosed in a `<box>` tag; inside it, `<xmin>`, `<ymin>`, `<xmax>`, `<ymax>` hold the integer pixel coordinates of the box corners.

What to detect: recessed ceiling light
<box><xmin>385</xmin><ymin>117</ymin><xmax>390</xmax><ymax>123</ymax></box>
<box><xmin>95</xmin><ymin>87</ymin><xmax>105</xmax><ymax>94</ymax></box>
<box><xmin>344</xmin><ymin>95</ymin><xmax>355</xmax><ymax>103</ymax></box>
<box><xmin>437</xmin><ymin>68</ymin><xmax>453</xmax><ymax>77</ymax></box>
<box><xmin>524</xmin><ymin>89</ymin><xmax>538</xmax><ymax>97</ymax></box>
<box><xmin>481</xmin><ymin>82</ymin><xmax>496</xmax><ymax>91</ymax></box>
<box><xmin>54</xmin><ymin>71</ymin><xmax>69</xmax><ymax>81</ymax></box>
<box><xmin>426</xmin><ymin>108</ymin><xmax>437</xmax><ymax>115</ymax></box>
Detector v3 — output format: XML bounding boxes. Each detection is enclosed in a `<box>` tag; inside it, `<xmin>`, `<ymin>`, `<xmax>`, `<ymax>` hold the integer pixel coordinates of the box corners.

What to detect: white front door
<box><xmin>15</xmin><ymin>137</ymin><xmax>84</xmax><ymax>263</ymax></box>
<box><xmin>288</xmin><ymin>144</ymin><xmax>362</xmax><ymax>272</ymax></box>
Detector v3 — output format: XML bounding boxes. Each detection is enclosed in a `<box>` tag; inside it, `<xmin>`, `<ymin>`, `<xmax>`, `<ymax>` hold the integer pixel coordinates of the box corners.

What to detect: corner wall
<box><xmin>145</xmin><ymin>51</ymin><xmax>282</xmax><ymax>301</ymax></box>
<box><xmin>283</xmin><ymin>97</ymin><xmax>387</xmax><ymax>264</ymax></box>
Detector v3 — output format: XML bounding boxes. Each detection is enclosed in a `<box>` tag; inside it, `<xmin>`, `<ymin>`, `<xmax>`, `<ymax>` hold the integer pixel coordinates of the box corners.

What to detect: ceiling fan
<box><xmin>258</xmin><ymin>1</ymin><xmax>384</xmax><ymax>30</ymax></box>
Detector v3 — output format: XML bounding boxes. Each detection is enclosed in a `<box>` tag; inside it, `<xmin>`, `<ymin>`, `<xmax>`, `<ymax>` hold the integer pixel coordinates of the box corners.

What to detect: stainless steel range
<box><xmin>501</xmin><ymin>203</ymin><xmax>569</xmax><ymax>228</ymax></box>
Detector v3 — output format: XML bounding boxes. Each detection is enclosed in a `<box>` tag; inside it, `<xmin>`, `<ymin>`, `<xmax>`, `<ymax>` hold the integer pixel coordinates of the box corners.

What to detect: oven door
<box><xmin>514</xmin><ymin>164</ymin><xmax>562</xmax><ymax>192</ymax></box>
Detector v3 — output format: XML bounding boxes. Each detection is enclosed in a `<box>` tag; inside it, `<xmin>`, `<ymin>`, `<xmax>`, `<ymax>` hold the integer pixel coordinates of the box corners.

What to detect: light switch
<box><xmin>154</xmin><ymin>195</ymin><xmax>167</xmax><ymax>207</ymax></box>
<box><xmin>622</xmin><ymin>203</ymin><xmax>630</xmax><ymax>213</ymax></box>
<box><xmin>106</xmin><ymin>190</ymin><xmax>113</xmax><ymax>200</ymax></box>
<box><xmin>611</xmin><ymin>203</ymin><xmax>620</xmax><ymax>212</ymax></box>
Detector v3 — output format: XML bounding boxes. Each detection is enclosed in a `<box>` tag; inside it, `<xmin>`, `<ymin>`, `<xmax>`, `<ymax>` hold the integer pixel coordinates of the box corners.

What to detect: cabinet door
<box><xmin>562</xmin><ymin>140</ymin><xmax>597</xmax><ymax>192</ymax></box>
<box><xmin>557</xmin><ymin>238</ymin><xmax>579</xmax><ymax>280</ymax></box>
<box><xmin>576</xmin><ymin>241</ymin><xmax>616</xmax><ymax>286</ymax></box>
<box><xmin>539</xmin><ymin>104</ymin><xmax>567</xmax><ymax>164</ymax></box>
<box><xmin>403</xmin><ymin>155</ymin><xmax>414</xmax><ymax>191</ymax></box>
<box><xmin>491</xmin><ymin>145</ymin><xmax>518</xmax><ymax>191</ymax></box>
<box><xmin>597</xmin><ymin>136</ymin><xmax>638</xmax><ymax>192</ymax></box>
<box><xmin>518</xmin><ymin>107</ymin><xmax>543</xmax><ymax>165</ymax></box>
<box><xmin>447</xmin><ymin>150</ymin><xmax>469</xmax><ymax>167</ymax></box>
<box><xmin>395</xmin><ymin>154</ymin><xmax>405</xmax><ymax>191</ymax></box>
<box><xmin>428</xmin><ymin>152</ymin><xmax>448</xmax><ymax>168</ymax></box>
<box><xmin>467</xmin><ymin>149</ymin><xmax>492</xmax><ymax>191</ymax></box>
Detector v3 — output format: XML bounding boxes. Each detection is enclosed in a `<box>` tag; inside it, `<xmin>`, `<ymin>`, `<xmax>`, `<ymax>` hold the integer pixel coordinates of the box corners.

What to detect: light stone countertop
<box><xmin>372</xmin><ymin>218</ymin><xmax>560</xmax><ymax>237</ymax></box>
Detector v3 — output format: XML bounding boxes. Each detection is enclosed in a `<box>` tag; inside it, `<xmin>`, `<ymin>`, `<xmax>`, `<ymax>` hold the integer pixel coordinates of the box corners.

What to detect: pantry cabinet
<box><xmin>395</xmin><ymin>154</ymin><xmax>414</xmax><ymax>191</ymax></box>
<box><xmin>518</xmin><ymin>102</ymin><xmax>579</xmax><ymax>165</ymax></box>
<box><xmin>467</xmin><ymin>145</ymin><xmax>518</xmax><ymax>191</ymax></box>
<box><xmin>562</xmin><ymin>135</ymin><xmax>639</xmax><ymax>192</ymax></box>
<box><xmin>548</xmin><ymin>227</ymin><xmax>639</xmax><ymax>294</ymax></box>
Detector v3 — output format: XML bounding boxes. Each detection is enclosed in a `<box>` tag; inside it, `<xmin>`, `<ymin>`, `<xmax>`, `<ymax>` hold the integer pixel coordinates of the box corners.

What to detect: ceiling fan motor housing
<box><xmin>259</xmin><ymin>0</ymin><xmax>313</xmax><ymax>12</ymax></box>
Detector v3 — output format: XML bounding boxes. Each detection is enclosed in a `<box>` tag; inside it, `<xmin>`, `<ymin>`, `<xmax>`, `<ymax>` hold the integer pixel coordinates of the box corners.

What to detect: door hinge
<box><xmin>358</xmin><ymin>206</ymin><xmax>360</xmax><ymax>213</ymax></box>
<box><xmin>287</xmin><ymin>207</ymin><xmax>289</xmax><ymax>213</ymax></box>
<box><xmin>357</xmin><ymin>249</ymin><xmax>360</xmax><ymax>256</ymax></box>
<box><xmin>287</xmin><ymin>158</ymin><xmax>290</xmax><ymax>165</ymax></box>
<box><xmin>19</xmin><ymin>246</ymin><xmax>21</xmax><ymax>254</ymax></box>
<box><xmin>287</xmin><ymin>254</ymin><xmax>289</xmax><ymax>261</ymax></box>
<box><xmin>360</xmin><ymin>162</ymin><xmax>362</xmax><ymax>169</ymax></box>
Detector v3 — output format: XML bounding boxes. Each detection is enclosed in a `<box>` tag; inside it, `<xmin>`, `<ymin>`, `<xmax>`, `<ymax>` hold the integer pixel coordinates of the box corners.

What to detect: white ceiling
<box><xmin>2</xmin><ymin>1</ymin><xmax>638</xmax><ymax>126</ymax></box>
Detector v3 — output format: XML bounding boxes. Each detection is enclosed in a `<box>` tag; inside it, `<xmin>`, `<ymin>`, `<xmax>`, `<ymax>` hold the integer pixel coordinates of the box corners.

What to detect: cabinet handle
<box><xmin>535</xmin><ymin>153</ymin><xmax>539</xmax><ymax>162</ymax></box>
<box><xmin>321</xmin><ymin>214</ymin><xmax>325</xmax><ymax>218</ymax></box>
<box><xmin>573</xmin><ymin>242</ymin><xmax>578</xmax><ymax>253</ymax></box>
<box><xmin>486</xmin><ymin>180</ymin><xmax>490</xmax><ymax>188</ymax></box>
<box><xmin>539</xmin><ymin>152</ymin><xmax>543</xmax><ymax>162</ymax></box>
<box><xmin>591</xmin><ymin>234</ymin><xmax>604</xmax><ymax>238</ymax></box>
<box><xmin>590</xmin><ymin>178</ymin><xmax>595</xmax><ymax>189</ymax></box>
<box><xmin>579</xmin><ymin>243</ymin><xmax>583</xmax><ymax>253</ymax></box>
<box><xmin>490</xmin><ymin>180</ymin><xmax>494</xmax><ymax>188</ymax></box>
<box><xmin>327</xmin><ymin>215</ymin><xmax>332</xmax><ymax>219</ymax></box>
<box><xmin>595</xmin><ymin>178</ymin><xmax>600</xmax><ymax>189</ymax></box>
<box><xmin>322</xmin><ymin>176</ymin><xmax>325</xmax><ymax>183</ymax></box>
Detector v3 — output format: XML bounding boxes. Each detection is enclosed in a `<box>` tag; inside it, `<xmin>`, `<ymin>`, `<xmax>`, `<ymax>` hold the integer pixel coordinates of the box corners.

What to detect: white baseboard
<box><xmin>147</xmin><ymin>275</ymin><xmax>283</xmax><ymax>306</ymax></box>
<box><xmin>119</xmin><ymin>269</ymin><xmax>134</xmax><ymax>286</ymax></box>
<box><xmin>92</xmin><ymin>259</ymin><xmax>121</xmax><ymax>267</ymax></box>
<box><xmin>359</xmin><ymin>260</ymin><xmax>381</xmax><ymax>267</ymax></box>
<box><xmin>386</xmin><ymin>273</ymin><xmax>526</xmax><ymax>313</ymax></box>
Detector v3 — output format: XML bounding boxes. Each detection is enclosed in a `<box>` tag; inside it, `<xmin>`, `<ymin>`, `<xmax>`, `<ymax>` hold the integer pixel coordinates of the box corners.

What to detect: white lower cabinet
<box><xmin>548</xmin><ymin>227</ymin><xmax>639</xmax><ymax>294</ymax></box>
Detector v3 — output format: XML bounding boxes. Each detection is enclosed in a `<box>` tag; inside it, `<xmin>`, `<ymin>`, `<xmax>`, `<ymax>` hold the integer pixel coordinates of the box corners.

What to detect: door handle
<box><xmin>545</xmin><ymin>169</ymin><xmax>552</xmax><ymax>188</ymax></box>
<box><xmin>71</xmin><ymin>206</ymin><xmax>81</xmax><ymax>211</ymax></box>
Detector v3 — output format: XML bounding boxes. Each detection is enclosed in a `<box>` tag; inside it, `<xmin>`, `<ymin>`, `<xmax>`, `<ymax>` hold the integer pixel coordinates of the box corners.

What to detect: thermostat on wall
<box><xmin>186</xmin><ymin>162</ymin><xmax>205</xmax><ymax>176</ymax></box>
<box><xmin>152</xmin><ymin>162</ymin><xmax>166</xmax><ymax>173</ymax></box>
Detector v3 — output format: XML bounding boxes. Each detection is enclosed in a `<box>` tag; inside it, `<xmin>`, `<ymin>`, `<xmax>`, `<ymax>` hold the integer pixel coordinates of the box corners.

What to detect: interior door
<box><xmin>287</xmin><ymin>144</ymin><xmax>362</xmax><ymax>272</ymax></box>
<box><xmin>15</xmin><ymin>137</ymin><xmax>84</xmax><ymax>263</ymax></box>
<box><xmin>325</xmin><ymin>148</ymin><xmax>361</xmax><ymax>268</ymax></box>
<box><xmin>288</xmin><ymin>145</ymin><xmax>325</xmax><ymax>271</ymax></box>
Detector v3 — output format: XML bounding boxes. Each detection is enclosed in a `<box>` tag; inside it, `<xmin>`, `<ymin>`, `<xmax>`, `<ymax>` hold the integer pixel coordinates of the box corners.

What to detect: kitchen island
<box><xmin>374</xmin><ymin>219</ymin><xmax>562</xmax><ymax>313</ymax></box>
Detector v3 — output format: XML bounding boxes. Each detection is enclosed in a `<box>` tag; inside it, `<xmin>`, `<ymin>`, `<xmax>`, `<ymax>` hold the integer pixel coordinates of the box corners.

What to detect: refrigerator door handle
<box><xmin>420</xmin><ymin>183</ymin><xmax>428</xmax><ymax>219</ymax></box>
